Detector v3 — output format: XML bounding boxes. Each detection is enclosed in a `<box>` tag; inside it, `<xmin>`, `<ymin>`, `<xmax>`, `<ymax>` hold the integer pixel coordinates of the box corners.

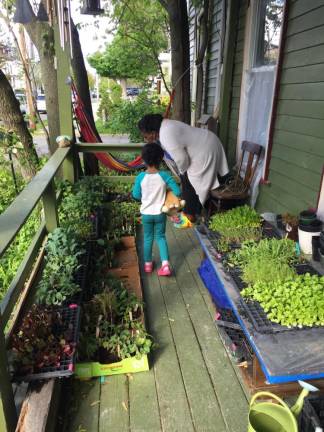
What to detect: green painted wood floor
<box><xmin>62</xmin><ymin>224</ymin><xmax>248</xmax><ymax>432</ymax></box>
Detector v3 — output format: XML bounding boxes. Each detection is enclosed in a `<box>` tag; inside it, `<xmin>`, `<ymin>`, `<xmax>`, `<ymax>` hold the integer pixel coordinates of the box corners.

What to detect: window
<box><xmin>254</xmin><ymin>0</ymin><xmax>284</xmax><ymax>67</ymax></box>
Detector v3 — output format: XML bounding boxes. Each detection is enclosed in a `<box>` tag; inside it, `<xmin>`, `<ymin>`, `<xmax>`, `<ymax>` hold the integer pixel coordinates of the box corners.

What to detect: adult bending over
<box><xmin>138</xmin><ymin>114</ymin><xmax>229</xmax><ymax>222</ymax></box>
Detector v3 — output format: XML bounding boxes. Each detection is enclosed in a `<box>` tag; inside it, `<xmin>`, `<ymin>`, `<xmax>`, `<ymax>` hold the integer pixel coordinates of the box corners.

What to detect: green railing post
<box><xmin>42</xmin><ymin>180</ymin><xmax>59</xmax><ymax>232</ymax></box>
<box><xmin>0</xmin><ymin>315</ymin><xmax>17</xmax><ymax>432</ymax></box>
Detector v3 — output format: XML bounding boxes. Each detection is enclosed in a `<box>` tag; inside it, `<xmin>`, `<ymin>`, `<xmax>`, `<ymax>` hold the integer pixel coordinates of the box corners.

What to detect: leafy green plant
<box><xmin>242</xmin><ymin>258</ymin><xmax>296</xmax><ymax>285</ymax></box>
<box><xmin>209</xmin><ymin>205</ymin><xmax>262</xmax><ymax>246</ymax></box>
<box><xmin>11</xmin><ymin>305</ymin><xmax>75</xmax><ymax>375</ymax></box>
<box><xmin>227</xmin><ymin>238</ymin><xmax>299</xmax><ymax>268</ymax></box>
<box><xmin>226</xmin><ymin>238</ymin><xmax>299</xmax><ymax>284</ymax></box>
<box><xmin>36</xmin><ymin>227</ymin><xmax>84</xmax><ymax>305</ymax></box>
<box><xmin>242</xmin><ymin>273</ymin><xmax>324</xmax><ymax>328</ymax></box>
<box><xmin>79</xmin><ymin>274</ymin><xmax>152</xmax><ymax>362</ymax></box>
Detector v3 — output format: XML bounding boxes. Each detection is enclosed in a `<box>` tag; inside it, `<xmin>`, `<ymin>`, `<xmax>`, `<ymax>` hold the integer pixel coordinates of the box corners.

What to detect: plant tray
<box><xmin>228</xmin><ymin>268</ymin><xmax>246</xmax><ymax>291</ymax></box>
<box><xmin>215</xmin><ymin>308</ymin><xmax>253</xmax><ymax>369</ymax></box>
<box><xmin>261</xmin><ymin>221</ymin><xmax>282</xmax><ymax>239</ymax></box>
<box><xmin>239</xmin><ymin>298</ymin><xmax>291</xmax><ymax>334</ymax></box>
<box><xmin>70</xmin><ymin>242</ymin><xmax>91</xmax><ymax>304</ymax></box>
<box><xmin>13</xmin><ymin>305</ymin><xmax>81</xmax><ymax>382</ymax></box>
<box><xmin>240</xmin><ymin>262</ymin><xmax>323</xmax><ymax>334</ymax></box>
<box><xmin>298</xmin><ymin>395</ymin><xmax>324</xmax><ymax>431</ymax></box>
<box><xmin>76</xmin><ymin>235</ymin><xmax>150</xmax><ymax>378</ymax></box>
<box><xmin>295</xmin><ymin>263</ymin><xmax>320</xmax><ymax>276</ymax></box>
<box><xmin>89</xmin><ymin>212</ymin><xmax>101</xmax><ymax>240</ymax></box>
<box><xmin>75</xmin><ymin>355</ymin><xmax>149</xmax><ymax>378</ymax></box>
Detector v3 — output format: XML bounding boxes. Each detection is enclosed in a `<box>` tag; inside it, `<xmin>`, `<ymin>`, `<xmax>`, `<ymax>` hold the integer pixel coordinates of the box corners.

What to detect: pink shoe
<box><xmin>157</xmin><ymin>264</ymin><xmax>171</xmax><ymax>277</ymax></box>
<box><xmin>144</xmin><ymin>262</ymin><xmax>153</xmax><ymax>273</ymax></box>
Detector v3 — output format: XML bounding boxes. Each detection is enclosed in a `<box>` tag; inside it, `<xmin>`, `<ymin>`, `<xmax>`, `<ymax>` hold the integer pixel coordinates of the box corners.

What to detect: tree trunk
<box><xmin>71</xmin><ymin>20</ymin><xmax>99</xmax><ymax>175</ymax></box>
<box><xmin>119</xmin><ymin>78</ymin><xmax>127</xmax><ymax>99</ymax></box>
<box><xmin>0</xmin><ymin>69</ymin><xmax>38</xmax><ymax>179</ymax></box>
<box><xmin>24</xmin><ymin>21</ymin><xmax>60</xmax><ymax>154</ymax></box>
<box><xmin>161</xmin><ymin>0</ymin><xmax>191</xmax><ymax>124</ymax></box>
<box><xmin>18</xmin><ymin>26</ymin><xmax>36</xmax><ymax>130</ymax></box>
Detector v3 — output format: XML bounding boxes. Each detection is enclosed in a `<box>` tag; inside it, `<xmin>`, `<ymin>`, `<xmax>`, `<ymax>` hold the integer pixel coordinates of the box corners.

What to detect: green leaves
<box><xmin>242</xmin><ymin>274</ymin><xmax>324</xmax><ymax>328</ymax></box>
<box><xmin>209</xmin><ymin>205</ymin><xmax>262</xmax><ymax>246</ymax></box>
<box><xmin>227</xmin><ymin>238</ymin><xmax>300</xmax><ymax>284</ymax></box>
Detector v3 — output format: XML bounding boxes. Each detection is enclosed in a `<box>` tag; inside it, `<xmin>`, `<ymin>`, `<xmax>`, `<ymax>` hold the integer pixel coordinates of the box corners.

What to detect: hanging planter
<box><xmin>81</xmin><ymin>0</ymin><xmax>104</xmax><ymax>15</ymax></box>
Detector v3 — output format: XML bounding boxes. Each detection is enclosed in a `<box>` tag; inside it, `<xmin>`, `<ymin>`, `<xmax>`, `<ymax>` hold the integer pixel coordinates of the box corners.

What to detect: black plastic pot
<box><xmin>298</xmin><ymin>218</ymin><xmax>322</xmax><ymax>232</ymax></box>
<box><xmin>299</xmin><ymin>210</ymin><xmax>317</xmax><ymax>225</ymax></box>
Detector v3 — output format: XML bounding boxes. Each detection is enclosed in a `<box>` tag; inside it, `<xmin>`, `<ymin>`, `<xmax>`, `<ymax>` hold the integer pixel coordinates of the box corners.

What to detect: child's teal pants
<box><xmin>142</xmin><ymin>213</ymin><xmax>169</xmax><ymax>262</ymax></box>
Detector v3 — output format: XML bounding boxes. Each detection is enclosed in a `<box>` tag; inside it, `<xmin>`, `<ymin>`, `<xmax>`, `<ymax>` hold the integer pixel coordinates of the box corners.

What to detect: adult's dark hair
<box><xmin>138</xmin><ymin>114</ymin><xmax>163</xmax><ymax>133</ymax></box>
<box><xmin>141</xmin><ymin>142</ymin><xmax>164</xmax><ymax>167</ymax></box>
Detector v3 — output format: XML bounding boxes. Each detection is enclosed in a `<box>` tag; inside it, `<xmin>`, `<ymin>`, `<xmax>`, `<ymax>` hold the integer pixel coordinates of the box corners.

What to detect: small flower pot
<box><xmin>299</xmin><ymin>210</ymin><xmax>317</xmax><ymax>226</ymax></box>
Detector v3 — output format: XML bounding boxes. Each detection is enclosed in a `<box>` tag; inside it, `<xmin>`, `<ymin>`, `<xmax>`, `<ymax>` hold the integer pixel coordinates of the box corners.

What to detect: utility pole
<box><xmin>18</xmin><ymin>25</ymin><xmax>36</xmax><ymax>130</ymax></box>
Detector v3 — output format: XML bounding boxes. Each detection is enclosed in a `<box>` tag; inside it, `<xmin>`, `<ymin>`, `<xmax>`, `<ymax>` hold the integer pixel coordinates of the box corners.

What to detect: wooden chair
<box><xmin>208</xmin><ymin>140</ymin><xmax>264</xmax><ymax>213</ymax></box>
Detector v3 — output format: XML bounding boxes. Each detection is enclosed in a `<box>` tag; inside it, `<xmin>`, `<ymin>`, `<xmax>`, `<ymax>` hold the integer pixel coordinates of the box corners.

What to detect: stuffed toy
<box><xmin>161</xmin><ymin>191</ymin><xmax>192</xmax><ymax>228</ymax></box>
<box><xmin>162</xmin><ymin>190</ymin><xmax>186</xmax><ymax>216</ymax></box>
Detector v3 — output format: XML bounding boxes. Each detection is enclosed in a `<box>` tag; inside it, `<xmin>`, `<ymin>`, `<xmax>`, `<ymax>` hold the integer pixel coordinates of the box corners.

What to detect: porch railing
<box><xmin>0</xmin><ymin>141</ymin><xmax>143</xmax><ymax>432</ymax></box>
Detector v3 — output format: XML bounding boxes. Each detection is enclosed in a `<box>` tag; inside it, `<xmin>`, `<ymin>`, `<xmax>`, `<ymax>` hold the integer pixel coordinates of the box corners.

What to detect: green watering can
<box><xmin>248</xmin><ymin>381</ymin><xmax>321</xmax><ymax>432</ymax></box>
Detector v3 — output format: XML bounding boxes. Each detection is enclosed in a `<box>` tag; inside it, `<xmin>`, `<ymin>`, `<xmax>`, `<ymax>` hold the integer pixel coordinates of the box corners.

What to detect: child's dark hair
<box><xmin>141</xmin><ymin>142</ymin><xmax>164</xmax><ymax>167</ymax></box>
<box><xmin>138</xmin><ymin>114</ymin><xmax>163</xmax><ymax>132</ymax></box>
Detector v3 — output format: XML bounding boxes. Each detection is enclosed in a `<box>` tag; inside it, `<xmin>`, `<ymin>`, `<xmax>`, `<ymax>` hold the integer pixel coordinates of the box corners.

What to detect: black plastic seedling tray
<box><xmin>228</xmin><ymin>268</ymin><xmax>246</xmax><ymax>291</ymax></box>
<box><xmin>240</xmin><ymin>261</ymin><xmax>322</xmax><ymax>334</ymax></box>
<box><xmin>239</xmin><ymin>298</ymin><xmax>292</xmax><ymax>334</ymax></box>
<box><xmin>295</xmin><ymin>263</ymin><xmax>320</xmax><ymax>276</ymax></box>
<box><xmin>69</xmin><ymin>242</ymin><xmax>91</xmax><ymax>305</ymax></box>
<box><xmin>215</xmin><ymin>307</ymin><xmax>253</xmax><ymax>365</ymax></box>
<box><xmin>13</xmin><ymin>305</ymin><xmax>81</xmax><ymax>382</ymax></box>
<box><xmin>299</xmin><ymin>395</ymin><xmax>324</xmax><ymax>431</ymax></box>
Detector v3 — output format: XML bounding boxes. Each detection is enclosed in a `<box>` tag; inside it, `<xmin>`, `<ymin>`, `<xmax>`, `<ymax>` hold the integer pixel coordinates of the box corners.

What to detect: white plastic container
<box><xmin>298</xmin><ymin>224</ymin><xmax>321</xmax><ymax>255</ymax></box>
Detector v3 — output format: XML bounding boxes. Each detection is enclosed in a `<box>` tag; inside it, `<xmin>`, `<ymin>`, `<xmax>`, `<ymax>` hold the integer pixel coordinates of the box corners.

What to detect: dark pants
<box><xmin>180</xmin><ymin>172</ymin><xmax>232</xmax><ymax>217</ymax></box>
<box><xmin>180</xmin><ymin>173</ymin><xmax>202</xmax><ymax>217</ymax></box>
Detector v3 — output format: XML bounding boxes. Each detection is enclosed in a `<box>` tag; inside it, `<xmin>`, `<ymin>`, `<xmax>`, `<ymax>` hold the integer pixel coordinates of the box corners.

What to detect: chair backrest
<box><xmin>236</xmin><ymin>141</ymin><xmax>264</xmax><ymax>187</ymax></box>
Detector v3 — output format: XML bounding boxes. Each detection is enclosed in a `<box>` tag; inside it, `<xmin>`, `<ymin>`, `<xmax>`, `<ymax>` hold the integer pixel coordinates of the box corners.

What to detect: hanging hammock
<box><xmin>72</xmin><ymin>83</ymin><xmax>175</xmax><ymax>173</ymax></box>
<box><xmin>72</xmin><ymin>83</ymin><xmax>145</xmax><ymax>172</ymax></box>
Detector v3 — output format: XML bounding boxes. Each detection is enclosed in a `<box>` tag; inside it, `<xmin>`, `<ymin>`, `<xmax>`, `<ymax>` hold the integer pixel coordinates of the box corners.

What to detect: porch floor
<box><xmin>63</xmin><ymin>224</ymin><xmax>249</xmax><ymax>432</ymax></box>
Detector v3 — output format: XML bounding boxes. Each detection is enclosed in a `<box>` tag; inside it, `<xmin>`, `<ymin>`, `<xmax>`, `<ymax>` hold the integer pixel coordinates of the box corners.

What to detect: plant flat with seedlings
<box><xmin>242</xmin><ymin>273</ymin><xmax>324</xmax><ymax>328</ymax></box>
<box><xmin>209</xmin><ymin>205</ymin><xmax>262</xmax><ymax>249</ymax></box>
<box><xmin>10</xmin><ymin>304</ymin><xmax>78</xmax><ymax>379</ymax></box>
<box><xmin>226</xmin><ymin>238</ymin><xmax>300</xmax><ymax>285</ymax></box>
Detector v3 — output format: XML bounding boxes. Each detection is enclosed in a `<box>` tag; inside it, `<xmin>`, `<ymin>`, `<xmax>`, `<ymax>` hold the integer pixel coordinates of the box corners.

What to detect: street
<box><xmin>34</xmin><ymin>133</ymin><xmax>130</xmax><ymax>156</ymax></box>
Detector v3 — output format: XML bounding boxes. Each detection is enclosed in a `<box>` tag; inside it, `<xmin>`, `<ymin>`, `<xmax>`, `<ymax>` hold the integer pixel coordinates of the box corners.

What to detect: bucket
<box><xmin>298</xmin><ymin>219</ymin><xmax>322</xmax><ymax>255</ymax></box>
<box><xmin>248</xmin><ymin>392</ymin><xmax>298</xmax><ymax>432</ymax></box>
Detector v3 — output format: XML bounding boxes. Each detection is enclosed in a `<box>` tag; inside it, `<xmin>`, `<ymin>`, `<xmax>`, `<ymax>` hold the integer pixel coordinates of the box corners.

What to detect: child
<box><xmin>132</xmin><ymin>143</ymin><xmax>181</xmax><ymax>276</ymax></box>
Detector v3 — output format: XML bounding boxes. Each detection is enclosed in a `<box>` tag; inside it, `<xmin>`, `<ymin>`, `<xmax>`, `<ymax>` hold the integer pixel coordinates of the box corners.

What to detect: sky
<box><xmin>71</xmin><ymin>3</ymin><xmax>113</xmax><ymax>72</ymax></box>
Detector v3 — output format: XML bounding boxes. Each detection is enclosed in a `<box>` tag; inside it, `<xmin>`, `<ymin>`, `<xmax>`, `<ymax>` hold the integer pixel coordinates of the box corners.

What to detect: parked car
<box><xmin>36</xmin><ymin>94</ymin><xmax>47</xmax><ymax>113</ymax></box>
<box><xmin>126</xmin><ymin>87</ymin><xmax>140</xmax><ymax>96</ymax></box>
<box><xmin>15</xmin><ymin>93</ymin><xmax>27</xmax><ymax>115</ymax></box>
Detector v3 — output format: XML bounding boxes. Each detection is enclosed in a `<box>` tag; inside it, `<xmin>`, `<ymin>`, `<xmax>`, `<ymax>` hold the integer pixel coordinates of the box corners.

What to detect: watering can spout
<box><xmin>291</xmin><ymin>381</ymin><xmax>319</xmax><ymax>417</ymax></box>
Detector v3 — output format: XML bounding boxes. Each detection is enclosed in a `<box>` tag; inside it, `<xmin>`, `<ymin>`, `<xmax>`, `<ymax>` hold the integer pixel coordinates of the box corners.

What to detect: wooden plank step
<box><xmin>64</xmin><ymin>379</ymin><xmax>101</xmax><ymax>432</ymax></box>
<box><xmin>129</xmin><ymin>370</ymin><xmax>162</xmax><ymax>432</ymax></box>
<box><xmin>99</xmin><ymin>374</ymin><xmax>129</xmax><ymax>432</ymax></box>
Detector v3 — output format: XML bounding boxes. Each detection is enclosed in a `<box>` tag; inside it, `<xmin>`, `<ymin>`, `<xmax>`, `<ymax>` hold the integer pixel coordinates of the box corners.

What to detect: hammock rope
<box><xmin>72</xmin><ymin>83</ymin><xmax>175</xmax><ymax>173</ymax></box>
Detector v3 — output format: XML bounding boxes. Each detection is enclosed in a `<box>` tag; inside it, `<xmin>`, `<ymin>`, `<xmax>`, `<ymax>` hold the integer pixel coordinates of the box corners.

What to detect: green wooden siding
<box><xmin>226</xmin><ymin>0</ymin><xmax>248</xmax><ymax>166</ymax></box>
<box><xmin>257</xmin><ymin>0</ymin><xmax>324</xmax><ymax>214</ymax></box>
<box><xmin>204</xmin><ymin>0</ymin><xmax>223</xmax><ymax>114</ymax></box>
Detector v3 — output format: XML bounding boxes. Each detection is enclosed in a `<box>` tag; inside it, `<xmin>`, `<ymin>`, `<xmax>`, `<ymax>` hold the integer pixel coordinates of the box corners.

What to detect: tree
<box><xmin>89</xmin><ymin>32</ymin><xmax>160</xmax><ymax>97</ymax></box>
<box><xmin>158</xmin><ymin>0</ymin><xmax>191</xmax><ymax>123</ymax></box>
<box><xmin>0</xmin><ymin>69</ymin><xmax>38</xmax><ymax>179</ymax></box>
<box><xmin>22</xmin><ymin>4</ymin><xmax>60</xmax><ymax>154</ymax></box>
